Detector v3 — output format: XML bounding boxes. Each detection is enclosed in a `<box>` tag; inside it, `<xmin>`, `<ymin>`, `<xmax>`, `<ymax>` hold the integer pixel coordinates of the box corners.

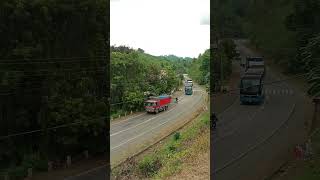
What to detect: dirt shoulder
<box><xmin>166</xmin><ymin>131</ymin><xmax>210</xmax><ymax>180</ymax></box>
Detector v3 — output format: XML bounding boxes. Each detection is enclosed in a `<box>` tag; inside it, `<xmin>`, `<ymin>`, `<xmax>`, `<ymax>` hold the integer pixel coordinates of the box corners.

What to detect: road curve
<box><xmin>110</xmin><ymin>83</ymin><xmax>207</xmax><ymax>167</ymax></box>
<box><xmin>212</xmin><ymin>40</ymin><xmax>308</xmax><ymax>180</ymax></box>
<box><xmin>63</xmin><ymin>83</ymin><xmax>207</xmax><ymax>180</ymax></box>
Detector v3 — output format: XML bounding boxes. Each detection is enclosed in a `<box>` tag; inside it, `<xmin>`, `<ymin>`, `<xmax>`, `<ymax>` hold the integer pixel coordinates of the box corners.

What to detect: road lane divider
<box><xmin>64</xmin><ymin>165</ymin><xmax>107</xmax><ymax>180</ymax></box>
<box><xmin>214</xmin><ymin>103</ymin><xmax>296</xmax><ymax>174</ymax></box>
<box><xmin>213</xmin><ymin>104</ymin><xmax>263</xmax><ymax>144</ymax></box>
<box><xmin>69</xmin><ymin>92</ymin><xmax>206</xmax><ymax>178</ymax></box>
<box><xmin>111</xmin><ymin>94</ymin><xmax>189</xmax><ymax>137</ymax></box>
<box><xmin>111</xmin><ymin>113</ymin><xmax>146</xmax><ymax>126</ymax></box>
<box><xmin>111</xmin><ymin>93</ymin><xmax>205</xmax><ymax>150</ymax></box>
<box><xmin>111</xmin><ymin>105</ymin><xmax>177</xmax><ymax>137</ymax></box>
<box><xmin>111</xmin><ymin>94</ymin><xmax>186</xmax><ymax>127</ymax></box>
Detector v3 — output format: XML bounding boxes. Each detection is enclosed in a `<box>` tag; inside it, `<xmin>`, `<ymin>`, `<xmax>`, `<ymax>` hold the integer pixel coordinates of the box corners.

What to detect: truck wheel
<box><xmin>155</xmin><ymin>109</ymin><xmax>159</xmax><ymax>114</ymax></box>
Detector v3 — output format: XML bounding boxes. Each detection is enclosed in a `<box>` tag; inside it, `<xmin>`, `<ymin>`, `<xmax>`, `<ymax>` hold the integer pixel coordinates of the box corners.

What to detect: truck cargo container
<box><xmin>144</xmin><ymin>95</ymin><xmax>171</xmax><ymax>114</ymax></box>
<box><xmin>240</xmin><ymin>74</ymin><xmax>264</xmax><ymax>104</ymax></box>
<box><xmin>185</xmin><ymin>86</ymin><xmax>193</xmax><ymax>95</ymax></box>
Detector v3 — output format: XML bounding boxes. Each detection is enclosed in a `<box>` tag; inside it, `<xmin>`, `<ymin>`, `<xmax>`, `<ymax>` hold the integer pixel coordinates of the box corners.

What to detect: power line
<box><xmin>0</xmin><ymin>74</ymin><xmax>180</xmax><ymax>92</ymax></box>
<box><xmin>0</xmin><ymin>116</ymin><xmax>107</xmax><ymax>141</ymax></box>
<box><xmin>1</xmin><ymin>69</ymin><xmax>107</xmax><ymax>80</ymax></box>
<box><xmin>0</xmin><ymin>73</ymin><xmax>309</xmax><ymax>140</ymax></box>
<box><xmin>0</xmin><ymin>78</ymin><xmax>108</xmax><ymax>90</ymax></box>
<box><xmin>0</xmin><ymin>75</ymin><xmax>183</xmax><ymax>95</ymax></box>
<box><xmin>110</xmin><ymin>99</ymin><xmax>143</xmax><ymax>106</ymax></box>
<box><xmin>0</xmin><ymin>59</ymin><xmax>107</xmax><ymax>65</ymax></box>
<box><xmin>228</xmin><ymin>73</ymin><xmax>307</xmax><ymax>93</ymax></box>
<box><xmin>0</xmin><ymin>56</ymin><xmax>107</xmax><ymax>63</ymax></box>
<box><xmin>1</xmin><ymin>66</ymin><xmax>107</xmax><ymax>73</ymax></box>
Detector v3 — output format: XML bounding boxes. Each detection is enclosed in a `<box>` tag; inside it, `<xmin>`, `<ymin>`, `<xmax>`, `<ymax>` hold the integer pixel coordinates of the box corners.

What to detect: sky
<box><xmin>110</xmin><ymin>0</ymin><xmax>210</xmax><ymax>58</ymax></box>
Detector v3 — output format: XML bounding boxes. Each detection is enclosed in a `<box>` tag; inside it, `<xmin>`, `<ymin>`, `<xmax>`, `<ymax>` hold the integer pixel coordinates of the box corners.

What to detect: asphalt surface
<box><xmin>110</xmin><ymin>83</ymin><xmax>206</xmax><ymax>167</ymax></box>
<box><xmin>64</xmin><ymin>166</ymin><xmax>107</xmax><ymax>180</ymax></box>
<box><xmin>212</xmin><ymin>40</ymin><xmax>308</xmax><ymax>180</ymax></box>
<box><xmin>63</xmin><ymin>40</ymin><xmax>308</xmax><ymax>180</ymax></box>
<box><xmin>63</xmin><ymin>82</ymin><xmax>206</xmax><ymax>180</ymax></box>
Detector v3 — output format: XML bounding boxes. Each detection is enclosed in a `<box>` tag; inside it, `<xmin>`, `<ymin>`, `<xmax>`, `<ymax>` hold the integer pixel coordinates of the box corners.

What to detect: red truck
<box><xmin>144</xmin><ymin>95</ymin><xmax>171</xmax><ymax>114</ymax></box>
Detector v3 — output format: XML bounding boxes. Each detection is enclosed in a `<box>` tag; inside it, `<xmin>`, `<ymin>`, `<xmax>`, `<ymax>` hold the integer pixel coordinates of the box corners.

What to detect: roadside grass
<box><xmin>139</xmin><ymin>111</ymin><xmax>209</xmax><ymax>179</ymax></box>
<box><xmin>292</xmin><ymin>129</ymin><xmax>320</xmax><ymax>180</ymax></box>
<box><xmin>269</xmin><ymin>129</ymin><xmax>320</xmax><ymax>180</ymax></box>
<box><xmin>112</xmin><ymin>110</ymin><xmax>210</xmax><ymax>179</ymax></box>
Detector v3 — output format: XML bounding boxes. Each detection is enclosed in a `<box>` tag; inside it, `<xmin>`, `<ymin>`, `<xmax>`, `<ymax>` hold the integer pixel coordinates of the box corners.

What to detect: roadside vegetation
<box><xmin>294</xmin><ymin>130</ymin><xmax>320</xmax><ymax>180</ymax></box>
<box><xmin>112</xmin><ymin>110</ymin><xmax>210</xmax><ymax>179</ymax></box>
<box><xmin>216</xmin><ymin>0</ymin><xmax>320</xmax><ymax>96</ymax></box>
<box><xmin>187</xmin><ymin>49</ymin><xmax>210</xmax><ymax>86</ymax></box>
<box><xmin>187</xmin><ymin>43</ymin><xmax>235</xmax><ymax>94</ymax></box>
<box><xmin>269</xmin><ymin>129</ymin><xmax>320</xmax><ymax>180</ymax></box>
<box><xmin>110</xmin><ymin>46</ymin><xmax>191</xmax><ymax>118</ymax></box>
<box><xmin>213</xmin><ymin>0</ymin><xmax>320</xmax><ymax>179</ymax></box>
<box><xmin>0</xmin><ymin>0</ymin><xmax>108</xmax><ymax>178</ymax></box>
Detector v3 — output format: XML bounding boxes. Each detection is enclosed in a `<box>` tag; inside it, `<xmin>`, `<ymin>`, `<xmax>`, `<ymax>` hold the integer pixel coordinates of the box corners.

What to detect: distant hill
<box><xmin>158</xmin><ymin>55</ymin><xmax>193</xmax><ymax>62</ymax></box>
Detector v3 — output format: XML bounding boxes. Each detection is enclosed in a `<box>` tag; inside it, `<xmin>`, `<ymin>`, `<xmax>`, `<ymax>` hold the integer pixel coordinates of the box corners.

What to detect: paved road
<box><xmin>64</xmin><ymin>83</ymin><xmax>206</xmax><ymax>180</ymax></box>
<box><xmin>110</xmin><ymin>83</ymin><xmax>207</xmax><ymax>167</ymax></box>
<box><xmin>64</xmin><ymin>166</ymin><xmax>107</xmax><ymax>180</ymax></box>
<box><xmin>212</xmin><ymin>40</ymin><xmax>309</xmax><ymax>180</ymax></box>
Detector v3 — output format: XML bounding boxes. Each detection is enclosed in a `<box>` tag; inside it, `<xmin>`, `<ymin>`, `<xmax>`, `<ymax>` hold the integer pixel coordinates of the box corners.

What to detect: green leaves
<box><xmin>111</xmin><ymin>47</ymin><xmax>182</xmax><ymax>114</ymax></box>
<box><xmin>300</xmin><ymin>34</ymin><xmax>320</xmax><ymax>96</ymax></box>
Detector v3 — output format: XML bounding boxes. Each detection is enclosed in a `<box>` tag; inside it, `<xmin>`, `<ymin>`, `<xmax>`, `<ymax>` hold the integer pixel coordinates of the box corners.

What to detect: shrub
<box><xmin>8</xmin><ymin>166</ymin><xmax>27</xmax><ymax>179</ymax></box>
<box><xmin>167</xmin><ymin>143</ymin><xmax>177</xmax><ymax>153</ymax></box>
<box><xmin>138</xmin><ymin>155</ymin><xmax>161</xmax><ymax>177</ymax></box>
<box><xmin>173</xmin><ymin>132</ymin><xmax>180</xmax><ymax>141</ymax></box>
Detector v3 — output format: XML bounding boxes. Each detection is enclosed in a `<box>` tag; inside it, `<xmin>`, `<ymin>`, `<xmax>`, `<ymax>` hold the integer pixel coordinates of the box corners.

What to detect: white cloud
<box><xmin>111</xmin><ymin>0</ymin><xmax>209</xmax><ymax>58</ymax></box>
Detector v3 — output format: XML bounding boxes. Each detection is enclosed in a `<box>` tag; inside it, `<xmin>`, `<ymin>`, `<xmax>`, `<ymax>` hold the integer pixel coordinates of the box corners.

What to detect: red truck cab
<box><xmin>144</xmin><ymin>95</ymin><xmax>171</xmax><ymax>114</ymax></box>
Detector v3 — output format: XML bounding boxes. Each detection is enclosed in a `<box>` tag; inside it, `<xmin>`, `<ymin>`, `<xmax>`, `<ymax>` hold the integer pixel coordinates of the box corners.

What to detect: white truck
<box><xmin>185</xmin><ymin>79</ymin><xmax>193</xmax><ymax>87</ymax></box>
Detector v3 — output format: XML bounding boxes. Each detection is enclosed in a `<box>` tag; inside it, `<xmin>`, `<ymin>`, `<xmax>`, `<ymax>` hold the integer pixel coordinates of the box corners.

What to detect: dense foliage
<box><xmin>188</xmin><ymin>49</ymin><xmax>210</xmax><ymax>85</ymax></box>
<box><xmin>188</xmin><ymin>40</ymin><xmax>235</xmax><ymax>93</ymax></box>
<box><xmin>215</xmin><ymin>0</ymin><xmax>320</xmax><ymax>96</ymax></box>
<box><xmin>0</xmin><ymin>0</ymin><xmax>108</xmax><ymax>177</ymax></box>
<box><xmin>110</xmin><ymin>47</ymin><xmax>190</xmax><ymax>117</ymax></box>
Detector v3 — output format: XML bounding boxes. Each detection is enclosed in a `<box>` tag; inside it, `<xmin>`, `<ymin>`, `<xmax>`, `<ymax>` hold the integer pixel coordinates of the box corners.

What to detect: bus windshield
<box><xmin>241</xmin><ymin>79</ymin><xmax>260</xmax><ymax>94</ymax></box>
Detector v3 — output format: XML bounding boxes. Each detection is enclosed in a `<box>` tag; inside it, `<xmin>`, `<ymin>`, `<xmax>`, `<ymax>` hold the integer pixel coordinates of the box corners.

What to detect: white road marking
<box><xmin>214</xmin><ymin>103</ymin><xmax>297</xmax><ymax>173</ymax></box>
<box><xmin>111</xmin><ymin>94</ymin><xmax>204</xmax><ymax>150</ymax></box>
<box><xmin>111</xmin><ymin>111</ymin><xmax>181</xmax><ymax>150</ymax></box>
<box><xmin>110</xmin><ymin>95</ymin><xmax>188</xmax><ymax>136</ymax></box>
<box><xmin>64</xmin><ymin>165</ymin><xmax>106</xmax><ymax>180</ymax></box>
<box><xmin>111</xmin><ymin>113</ymin><xmax>145</xmax><ymax>126</ymax></box>
<box><xmin>111</xmin><ymin>102</ymin><xmax>178</xmax><ymax>137</ymax></box>
<box><xmin>214</xmin><ymin>105</ymin><xmax>262</xmax><ymax>143</ymax></box>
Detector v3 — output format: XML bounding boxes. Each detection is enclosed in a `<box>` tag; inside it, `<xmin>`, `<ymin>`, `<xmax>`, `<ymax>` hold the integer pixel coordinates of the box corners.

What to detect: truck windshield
<box><xmin>248</xmin><ymin>57</ymin><xmax>263</xmax><ymax>61</ymax></box>
<box><xmin>241</xmin><ymin>79</ymin><xmax>260</xmax><ymax>94</ymax></box>
<box><xmin>145</xmin><ymin>102</ymin><xmax>156</xmax><ymax>106</ymax></box>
